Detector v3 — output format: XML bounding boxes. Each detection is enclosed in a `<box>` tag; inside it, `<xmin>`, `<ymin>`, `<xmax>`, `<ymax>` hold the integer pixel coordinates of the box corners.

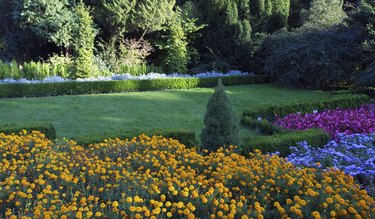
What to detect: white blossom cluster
<box><xmin>0</xmin><ymin>70</ymin><xmax>253</xmax><ymax>84</ymax></box>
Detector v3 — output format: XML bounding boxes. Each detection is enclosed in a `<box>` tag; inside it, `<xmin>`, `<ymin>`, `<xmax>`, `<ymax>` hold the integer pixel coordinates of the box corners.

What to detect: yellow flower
<box><xmin>112</xmin><ymin>201</ymin><xmax>119</xmax><ymax>208</ymax></box>
<box><xmin>95</xmin><ymin>212</ymin><xmax>102</xmax><ymax>217</ymax></box>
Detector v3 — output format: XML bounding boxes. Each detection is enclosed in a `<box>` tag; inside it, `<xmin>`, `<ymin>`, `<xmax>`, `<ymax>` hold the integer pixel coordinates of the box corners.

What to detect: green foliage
<box><xmin>201</xmin><ymin>80</ymin><xmax>240</xmax><ymax>151</ymax></box>
<box><xmin>259</xmin><ymin>26</ymin><xmax>358</xmax><ymax>88</ymax></box>
<box><xmin>241</xmin><ymin>128</ymin><xmax>329</xmax><ymax>157</ymax></box>
<box><xmin>72</xmin><ymin>3</ymin><xmax>98</xmax><ymax>78</ymax></box>
<box><xmin>21</xmin><ymin>0</ymin><xmax>76</xmax><ymax>55</ymax></box>
<box><xmin>158</xmin><ymin>5</ymin><xmax>204</xmax><ymax>73</ymax></box>
<box><xmin>242</xmin><ymin>94</ymin><xmax>371</xmax><ymax>121</ymax></box>
<box><xmin>250</xmin><ymin>0</ymin><xmax>290</xmax><ymax>32</ymax></box>
<box><xmin>241</xmin><ymin>117</ymin><xmax>289</xmax><ymax>135</ymax></box>
<box><xmin>196</xmin><ymin>0</ymin><xmax>253</xmax><ymax>71</ymax></box>
<box><xmin>0</xmin><ymin>60</ymin><xmax>72</xmax><ymax>80</ymax></box>
<box><xmin>347</xmin><ymin>0</ymin><xmax>375</xmax><ymax>87</ymax></box>
<box><xmin>74</xmin><ymin>129</ymin><xmax>197</xmax><ymax>148</ymax></box>
<box><xmin>96</xmin><ymin>37</ymin><xmax>154</xmax><ymax>74</ymax></box>
<box><xmin>0</xmin><ymin>122</ymin><xmax>56</xmax><ymax>140</ymax></box>
<box><xmin>0</xmin><ymin>0</ymin><xmax>29</xmax><ymax>61</ymax></box>
<box><xmin>270</xmin><ymin>0</ymin><xmax>291</xmax><ymax>31</ymax></box>
<box><xmin>102</xmin><ymin>0</ymin><xmax>136</xmax><ymax>36</ymax></box>
<box><xmin>133</xmin><ymin>0</ymin><xmax>176</xmax><ymax>35</ymax></box>
<box><xmin>0</xmin><ymin>75</ymin><xmax>266</xmax><ymax>98</ymax></box>
<box><xmin>301</xmin><ymin>0</ymin><xmax>346</xmax><ymax>27</ymax></box>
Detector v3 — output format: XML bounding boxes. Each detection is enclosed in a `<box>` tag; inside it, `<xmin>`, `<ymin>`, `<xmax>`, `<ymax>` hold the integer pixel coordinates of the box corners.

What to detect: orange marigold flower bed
<box><xmin>0</xmin><ymin>131</ymin><xmax>374</xmax><ymax>218</ymax></box>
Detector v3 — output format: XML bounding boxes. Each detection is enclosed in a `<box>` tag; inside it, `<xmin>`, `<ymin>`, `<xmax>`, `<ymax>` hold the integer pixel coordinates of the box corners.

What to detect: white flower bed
<box><xmin>0</xmin><ymin>70</ymin><xmax>253</xmax><ymax>84</ymax></box>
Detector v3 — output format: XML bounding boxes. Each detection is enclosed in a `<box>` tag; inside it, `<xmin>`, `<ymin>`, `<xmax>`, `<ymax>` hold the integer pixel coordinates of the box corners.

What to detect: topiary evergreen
<box><xmin>200</xmin><ymin>79</ymin><xmax>240</xmax><ymax>151</ymax></box>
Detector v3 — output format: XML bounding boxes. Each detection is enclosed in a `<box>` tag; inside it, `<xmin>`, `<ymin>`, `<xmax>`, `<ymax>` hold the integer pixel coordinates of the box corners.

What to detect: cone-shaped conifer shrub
<box><xmin>201</xmin><ymin>79</ymin><xmax>240</xmax><ymax>151</ymax></box>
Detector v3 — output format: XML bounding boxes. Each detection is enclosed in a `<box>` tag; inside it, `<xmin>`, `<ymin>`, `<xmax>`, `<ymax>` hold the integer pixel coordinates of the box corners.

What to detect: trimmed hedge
<box><xmin>241</xmin><ymin>128</ymin><xmax>330</xmax><ymax>157</ymax></box>
<box><xmin>243</xmin><ymin>94</ymin><xmax>371</xmax><ymax>121</ymax></box>
<box><xmin>0</xmin><ymin>122</ymin><xmax>56</xmax><ymax>139</ymax></box>
<box><xmin>72</xmin><ymin>129</ymin><xmax>197</xmax><ymax>148</ymax></box>
<box><xmin>241</xmin><ymin>117</ymin><xmax>289</xmax><ymax>135</ymax></box>
<box><xmin>0</xmin><ymin>75</ymin><xmax>266</xmax><ymax>98</ymax></box>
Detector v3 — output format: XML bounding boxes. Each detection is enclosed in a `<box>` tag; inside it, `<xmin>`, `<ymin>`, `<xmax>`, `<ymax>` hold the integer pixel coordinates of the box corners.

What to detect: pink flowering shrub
<box><xmin>274</xmin><ymin>104</ymin><xmax>375</xmax><ymax>139</ymax></box>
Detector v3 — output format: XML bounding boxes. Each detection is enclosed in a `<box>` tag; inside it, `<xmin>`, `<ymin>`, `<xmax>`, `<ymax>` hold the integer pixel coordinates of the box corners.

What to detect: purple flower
<box><xmin>274</xmin><ymin>104</ymin><xmax>375</xmax><ymax>139</ymax></box>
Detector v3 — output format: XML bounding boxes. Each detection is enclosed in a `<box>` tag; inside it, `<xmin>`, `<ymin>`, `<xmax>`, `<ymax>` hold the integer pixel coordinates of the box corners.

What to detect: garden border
<box><xmin>0</xmin><ymin>75</ymin><xmax>266</xmax><ymax>98</ymax></box>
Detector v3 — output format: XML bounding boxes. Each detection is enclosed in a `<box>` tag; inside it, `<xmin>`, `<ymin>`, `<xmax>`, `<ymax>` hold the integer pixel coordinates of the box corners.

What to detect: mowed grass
<box><xmin>0</xmin><ymin>84</ymin><xmax>330</xmax><ymax>141</ymax></box>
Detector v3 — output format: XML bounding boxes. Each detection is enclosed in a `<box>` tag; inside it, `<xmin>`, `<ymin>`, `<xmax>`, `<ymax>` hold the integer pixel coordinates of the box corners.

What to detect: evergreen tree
<box><xmin>73</xmin><ymin>2</ymin><xmax>98</xmax><ymax>78</ymax></box>
<box><xmin>348</xmin><ymin>0</ymin><xmax>375</xmax><ymax>86</ymax></box>
<box><xmin>196</xmin><ymin>0</ymin><xmax>253</xmax><ymax>70</ymax></box>
<box><xmin>201</xmin><ymin>80</ymin><xmax>240</xmax><ymax>151</ymax></box>
<box><xmin>158</xmin><ymin>6</ymin><xmax>204</xmax><ymax>72</ymax></box>
<box><xmin>0</xmin><ymin>0</ymin><xmax>27</xmax><ymax>61</ymax></box>
<box><xmin>269</xmin><ymin>0</ymin><xmax>290</xmax><ymax>31</ymax></box>
<box><xmin>302</xmin><ymin>0</ymin><xmax>346</xmax><ymax>27</ymax></box>
<box><xmin>102</xmin><ymin>0</ymin><xmax>136</xmax><ymax>37</ymax></box>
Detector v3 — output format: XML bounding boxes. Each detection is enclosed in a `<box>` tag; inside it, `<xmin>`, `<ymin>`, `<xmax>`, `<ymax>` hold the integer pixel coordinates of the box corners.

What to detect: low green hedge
<box><xmin>241</xmin><ymin>128</ymin><xmax>330</xmax><ymax>157</ymax></box>
<box><xmin>241</xmin><ymin>117</ymin><xmax>289</xmax><ymax>135</ymax></box>
<box><xmin>72</xmin><ymin>129</ymin><xmax>197</xmax><ymax>148</ymax></box>
<box><xmin>0</xmin><ymin>75</ymin><xmax>266</xmax><ymax>98</ymax></box>
<box><xmin>243</xmin><ymin>94</ymin><xmax>371</xmax><ymax>121</ymax></box>
<box><xmin>0</xmin><ymin>122</ymin><xmax>56</xmax><ymax>139</ymax></box>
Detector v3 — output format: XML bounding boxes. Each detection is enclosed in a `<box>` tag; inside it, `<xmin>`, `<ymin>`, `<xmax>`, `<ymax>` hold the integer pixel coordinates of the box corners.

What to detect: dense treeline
<box><xmin>0</xmin><ymin>0</ymin><xmax>374</xmax><ymax>88</ymax></box>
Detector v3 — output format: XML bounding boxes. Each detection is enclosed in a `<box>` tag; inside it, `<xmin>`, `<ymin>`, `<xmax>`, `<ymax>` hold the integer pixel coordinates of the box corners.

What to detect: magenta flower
<box><xmin>274</xmin><ymin>104</ymin><xmax>375</xmax><ymax>139</ymax></box>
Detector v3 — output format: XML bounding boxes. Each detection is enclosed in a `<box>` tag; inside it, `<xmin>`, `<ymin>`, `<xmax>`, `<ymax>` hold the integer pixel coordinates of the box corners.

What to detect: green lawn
<box><xmin>0</xmin><ymin>84</ymin><xmax>330</xmax><ymax>140</ymax></box>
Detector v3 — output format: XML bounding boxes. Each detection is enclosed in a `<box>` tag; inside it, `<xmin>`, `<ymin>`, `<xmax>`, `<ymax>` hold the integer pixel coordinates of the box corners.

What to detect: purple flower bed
<box><xmin>273</xmin><ymin>104</ymin><xmax>375</xmax><ymax>139</ymax></box>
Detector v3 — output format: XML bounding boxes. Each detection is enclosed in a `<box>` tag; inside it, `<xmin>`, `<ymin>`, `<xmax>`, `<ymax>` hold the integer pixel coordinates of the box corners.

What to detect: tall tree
<box><xmin>196</xmin><ymin>0</ymin><xmax>253</xmax><ymax>71</ymax></box>
<box><xmin>0</xmin><ymin>0</ymin><xmax>30</xmax><ymax>61</ymax></box>
<box><xmin>73</xmin><ymin>2</ymin><xmax>98</xmax><ymax>78</ymax></box>
<box><xmin>348</xmin><ymin>0</ymin><xmax>375</xmax><ymax>86</ymax></box>
<box><xmin>301</xmin><ymin>0</ymin><xmax>346</xmax><ymax>27</ymax></box>
<box><xmin>102</xmin><ymin>0</ymin><xmax>136</xmax><ymax>37</ymax></box>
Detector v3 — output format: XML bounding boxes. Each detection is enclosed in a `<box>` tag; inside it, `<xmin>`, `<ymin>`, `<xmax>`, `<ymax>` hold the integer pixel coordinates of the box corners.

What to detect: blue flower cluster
<box><xmin>287</xmin><ymin>133</ymin><xmax>375</xmax><ymax>178</ymax></box>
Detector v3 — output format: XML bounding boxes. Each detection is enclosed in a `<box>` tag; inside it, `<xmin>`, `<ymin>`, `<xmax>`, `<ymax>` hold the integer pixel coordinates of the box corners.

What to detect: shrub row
<box><xmin>241</xmin><ymin>128</ymin><xmax>330</xmax><ymax>157</ymax></box>
<box><xmin>0</xmin><ymin>122</ymin><xmax>56</xmax><ymax>139</ymax></box>
<box><xmin>0</xmin><ymin>75</ymin><xmax>266</xmax><ymax>98</ymax></box>
<box><xmin>241</xmin><ymin>117</ymin><xmax>289</xmax><ymax>135</ymax></box>
<box><xmin>73</xmin><ymin>129</ymin><xmax>197</xmax><ymax>148</ymax></box>
<box><xmin>243</xmin><ymin>94</ymin><xmax>371</xmax><ymax>121</ymax></box>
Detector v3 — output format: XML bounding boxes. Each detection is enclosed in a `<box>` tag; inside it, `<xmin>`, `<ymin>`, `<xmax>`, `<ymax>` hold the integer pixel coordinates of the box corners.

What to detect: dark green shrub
<box><xmin>259</xmin><ymin>26</ymin><xmax>359</xmax><ymax>88</ymax></box>
<box><xmin>201</xmin><ymin>80</ymin><xmax>240</xmax><ymax>151</ymax></box>
<box><xmin>0</xmin><ymin>75</ymin><xmax>266</xmax><ymax>98</ymax></box>
<box><xmin>347</xmin><ymin>0</ymin><xmax>375</xmax><ymax>87</ymax></box>
<box><xmin>241</xmin><ymin>117</ymin><xmax>290</xmax><ymax>135</ymax></box>
<box><xmin>74</xmin><ymin>129</ymin><xmax>197</xmax><ymax>148</ymax></box>
<box><xmin>241</xmin><ymin>128</ymin><xmax>329</xmax><ymax>157</ymax></box>
<box><xmin>0</xmin><ymin>122</ymin><xmax>56</xmax><ymax>140</ymax></box>
<box><xmin>243</xmin><ymin>94</ymin><xmax>371</xmax><ymax>121</ymax></box>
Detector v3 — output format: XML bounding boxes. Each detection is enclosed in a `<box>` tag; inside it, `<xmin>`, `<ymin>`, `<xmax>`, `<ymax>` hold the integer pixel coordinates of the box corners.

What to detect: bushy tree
<box><xmin>196</xmin><ymin>0</ymin><xmax>253</xmax><ymax>71</ymax></box>
<box><xmin>157</xmin><ymin>3</ymin><xmax>204</xmax><ymax>73</ymax></box>
<box><xmin>21</xmin><ymin>0</ymin><xmax>77</xmax><ymax>57</ymax></box>
<box><xmin>301</xmin><ymin>0</ymin><xmax>346</xmax><ymax>27</ymax></box>
<box><xmin>201</xmin><ymin>80</ymin><xmax>240</xmax><ymax>151</ymax></box>
<box><xmin>250</xmin><ymin>0</ymin><xmax>290</xmax><ymax>32</ymax></box>
<box><xmin>259</xmin><ymin>26</ymin><xmax>358</xmax><ymax>89</ymax></box>
<box><xmin>73</xmin><ymin>2</ymin><xmax>98</xmax><ymax>78</ymax></box>
<box><xmin>102</xmin><ymin>0</ymin><xmax>136</xmax><ymax>36</ymax></box>
<box><xmin>347</xmin><ymin>0</ymin><xmax>375</xmax><ymax>86</ymax></box>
